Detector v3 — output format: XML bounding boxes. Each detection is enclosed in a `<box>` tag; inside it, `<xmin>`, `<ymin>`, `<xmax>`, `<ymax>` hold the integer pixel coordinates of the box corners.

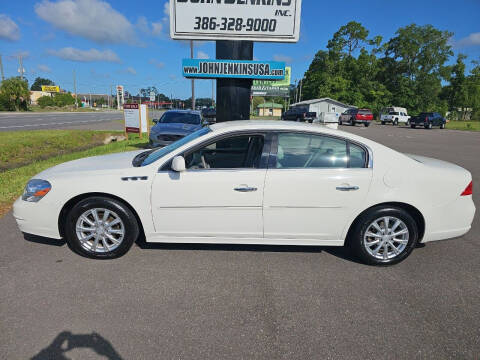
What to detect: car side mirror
<box><xmin>171</xmin><ymin>156</ymin><xmax>186</xmax><ymax>172</ymax></box>
<box><xmin>153</xmin><ymin>119</ymin><xmax>159</xmax><ymax>124</ymax></box>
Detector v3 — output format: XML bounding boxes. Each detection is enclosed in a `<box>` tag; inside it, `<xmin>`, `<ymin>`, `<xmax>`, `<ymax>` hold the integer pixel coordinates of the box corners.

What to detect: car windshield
<box><xmin>159</xmin><ymin>112</ymin><xmax>201</xmax><ymax>125</ymax></box>
<box><xmin>389</xmin><ymin>112</ymin><xmax>399</xmax><ymax>115</ymax></box>
<box><xmin>141</xmin><ymin>127</ymin><xmax>211</xmax><ymax>166</ymax></box>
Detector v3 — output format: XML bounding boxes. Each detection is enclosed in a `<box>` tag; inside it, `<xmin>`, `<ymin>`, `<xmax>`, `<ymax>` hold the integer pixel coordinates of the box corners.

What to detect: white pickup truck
<box><xmin>380</xmin><ymin>107</ymin><xmax>410</xmax><ymax>125</ymax></box>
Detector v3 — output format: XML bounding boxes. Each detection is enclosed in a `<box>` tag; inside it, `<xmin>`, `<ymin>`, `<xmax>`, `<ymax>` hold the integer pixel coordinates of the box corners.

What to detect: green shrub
<box><xmin>53</xmin><ymin>93</ymin><xmax>76</xmax><ymax>107</ymax></box>
<box><xmin>37</xmin><ymin>95</ymin><xmax>55</xmax><ymax>108</ymax></box>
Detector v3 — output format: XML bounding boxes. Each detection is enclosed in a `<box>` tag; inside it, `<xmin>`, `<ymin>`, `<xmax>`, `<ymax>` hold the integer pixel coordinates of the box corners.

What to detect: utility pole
<box><xmin>211</xmin><ymin>80</ymin><xmax>215</xmax><ymax>107</ymax></box>
<box><xmin>0</xmin><ymin>54</ymin><xmax>4</xmax><ymax>83</ymax></box>
<box><xmin>109</xmin><ymin>84</ymin><xmax>112</xmax><ymax>109</ymax></box>
<box><xmin>299</xmin><ymin>79</ymin><xmax>303</xmax><ymax>103</ymax></box>
<box><xmin>73</xmin><ymin>70</ymin><xmax>78</xmax><ymax>108</ymax></box>
<box><xmin>190</xmin><ymin>40</ymin><xmax>195</xmax><ymax>110</ymax></box>
<box><xmin>18</xmin><ymin>55</ymin><xmax>24</xmax><ymax>80</ymax></box>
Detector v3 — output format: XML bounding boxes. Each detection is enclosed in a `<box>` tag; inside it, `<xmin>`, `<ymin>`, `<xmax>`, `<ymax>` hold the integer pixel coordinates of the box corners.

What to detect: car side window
<box><xmin>184</xmin><ymin>135</ymin><xmax>264</xmax><ymax>170</ymax></box>
<box><xmin>349</xmin><ymin>143</ymin><xmax>367</xmax><ymax>168</ymax></box>
<box><xmin>276</xmin><ymin>133</ymin><xmax>348</xmax><ymax>169</ymax></box>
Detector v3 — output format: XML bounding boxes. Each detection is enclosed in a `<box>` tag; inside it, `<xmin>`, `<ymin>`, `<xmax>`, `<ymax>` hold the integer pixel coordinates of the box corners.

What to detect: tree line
<box><xmin>300</xmin><ymin>22</ymin><xmax>480</xmax><ymax>120</ymax></box>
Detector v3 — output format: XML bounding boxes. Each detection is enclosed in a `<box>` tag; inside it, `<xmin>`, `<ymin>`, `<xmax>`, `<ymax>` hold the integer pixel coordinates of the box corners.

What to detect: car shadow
<box><xmin>23</xmin><ymin>233</ymin><xmax>66</xmax><ymax>247</ymax></box>
<box><xmin>135</xmin><ymin>238</ymin><xmax>365</xmax><ymax>264</ymax></box>
<box><xmin>31</xmin><ymin>331</ymin><xmax>123</xmax><ymax>360</ymax></box>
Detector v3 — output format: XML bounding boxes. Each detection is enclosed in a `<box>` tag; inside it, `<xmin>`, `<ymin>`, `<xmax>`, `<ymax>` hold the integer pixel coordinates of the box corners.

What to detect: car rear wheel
<box><xmin>381</xmin><ymin>121</ymin><xmax>385</xmax><ymax>125</ymax></box>
<box><xmin>425</xmin><ymin>123</ymin><xmax>433</xmax><ymax>129</ymax></box>
<box><xmin>364</xmin><ymin>122</ymin><xmax>370</xmax><ymax>127</ymax></box>
<box><xmin>394</xmin><ymin>119</ymin><xmax>399</xmax><ymax>126</ymax></box>
<box><xmin>348</xmin><ymin>206</ymin><xmax>419</xmax><ymax>265</ymax></box>
<box><xmin>440</xmin><ymin>123</ymin><xmax>445</xmax><ymax>129</ymax></box>
<box><xmin>411</xmin><ymin>124</ymin><xmax>416</xmax><ymax>128</ymax></box>
<box><xmin>65</xmin><ymin>197</ymin><xmax>139</xmax><ymax>259</ymax></box>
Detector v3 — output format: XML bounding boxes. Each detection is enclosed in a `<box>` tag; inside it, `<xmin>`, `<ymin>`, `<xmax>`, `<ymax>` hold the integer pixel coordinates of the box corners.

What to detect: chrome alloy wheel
<box><xmin>363</xmin><ymin>216</ymin><xmax>409</xmax><ymax>260</ymax></box>
<box><xmin>75</xmin><ymin>208</ymin><xmax>125</xmax><ymax>253</ymax></box>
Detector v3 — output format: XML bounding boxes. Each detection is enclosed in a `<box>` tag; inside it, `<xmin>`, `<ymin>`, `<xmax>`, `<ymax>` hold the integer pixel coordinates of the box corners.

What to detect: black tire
<box><xmin>440</xmin><ymin>123</ymin><xmax>445</xmax><ymax>129</ymax></box>
<box><xmin>348</xmin><ymin>206</ymin><xmax>419</xmax><ymax>266</ymax></box>
<box><xmin>350</xmin><ymin>117</ymin><xmax>355</xmax><ymax>126</ymax></box>
<box><xmin>381</xmin><ymin>121</ymin><xmax>385</xmax><ymax>125</ymax></box>
<box><xmin>411</xmin><ymin>124</ymin><xmax>416</xmax><ymax>128</ymax></box>
<box><xmin>425</xmin><ymin>123</ymin><xmax>432</xmax><ymax>129</ymax></box>
<box><xmin>65</xmin><ymin>196</ymin><xmax>139</xmax><ymax>259</ymax></box>
<box><xmin>394</xmin><ymin>119</ymin><xmax>398</xmax><ymax>126</ymax></box>
<box><xmin>339</xmin><ymin>119</ymin><xmax>343</xmax><ymax>125</ymax></box>
<box><xmin>364</xmin><ymin>122</ymin><xmax>370</xmax><ymax>127</ymax></box>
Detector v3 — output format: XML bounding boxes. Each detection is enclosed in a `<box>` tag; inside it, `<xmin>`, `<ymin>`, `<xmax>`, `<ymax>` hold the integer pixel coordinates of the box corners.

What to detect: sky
<box><xmin>1</xmin><ymin>0</ymin><xmax>480</xmax><ymax>99</ymax></box>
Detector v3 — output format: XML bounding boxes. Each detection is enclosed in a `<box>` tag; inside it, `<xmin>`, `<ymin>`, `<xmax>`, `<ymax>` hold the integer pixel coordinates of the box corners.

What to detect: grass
<box><xmin>0</xmin><ymin>133</ymin><xmax>148</xmax><ymax>217</ymax></box>
<box><xmin>0</xmin><ymin>130</ymin><xmax>124</xmax><ymax>171</ymax></box>
<box><xmin>27</xmin><ymin>105</ymin><xmax>112</xmax><ymax>112</ymax></box>
<box><xmin>446</xmin><ymin>121</ymin><xmax>480</xmax><ymax>131</ymax></box>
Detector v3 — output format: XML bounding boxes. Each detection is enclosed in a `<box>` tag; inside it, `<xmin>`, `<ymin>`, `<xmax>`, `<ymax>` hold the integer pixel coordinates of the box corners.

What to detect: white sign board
<box><xmin>116</xmin><ymin>85</ymin><xmax>124</xmax><ymax>110</ymax></box>
<box><xmin>124</xmin><ymin>104</ymin><xmax>149</xmax><ymax>134</ymax></box>
<box><xmin>150</xmin><ymin>92</ymin><xmax>155</xmax><ymax>102</ymax></box>
<box><xmin>170</xmin><ymin>0</ymin><xmax>302</xmax><ymax>43</ymax></box>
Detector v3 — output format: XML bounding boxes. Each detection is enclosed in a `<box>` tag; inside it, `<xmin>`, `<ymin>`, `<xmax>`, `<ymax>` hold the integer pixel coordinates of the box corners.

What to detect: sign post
<box><xmin>170</xmin><ymin>0</ymin><xmax>302</xmax><ymax>122</ymax></box>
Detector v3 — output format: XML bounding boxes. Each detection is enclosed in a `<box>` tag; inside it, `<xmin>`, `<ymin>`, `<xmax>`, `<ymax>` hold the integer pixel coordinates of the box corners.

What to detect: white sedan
<box><xmin>13</xmin><ymin>121</ymin><xmax>475</xmax><ymax>265</ymax></box>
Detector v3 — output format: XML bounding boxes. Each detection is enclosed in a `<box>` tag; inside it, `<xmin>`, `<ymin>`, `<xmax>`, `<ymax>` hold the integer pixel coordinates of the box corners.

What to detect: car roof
<box><xmin>209</xmin><ymin>120</ymin><xmax>373</xmax><ymax>143</ymax></box>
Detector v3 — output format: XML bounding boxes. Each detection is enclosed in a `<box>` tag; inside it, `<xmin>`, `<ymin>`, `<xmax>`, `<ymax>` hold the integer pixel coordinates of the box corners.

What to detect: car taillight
<box><xmin>461</xmin><ymin>181</ymin><xmax>473</xmax><ymax>196</ymax></box>
<box><xmin>425</xmin><ymin>117</ymin><xmax>429</xmax><ymax>122</ymax></box>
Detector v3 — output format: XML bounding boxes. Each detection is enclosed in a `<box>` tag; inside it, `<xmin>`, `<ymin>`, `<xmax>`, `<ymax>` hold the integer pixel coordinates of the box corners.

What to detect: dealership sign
<box><xmin>252</xmin><ymin>65</ymin><xmax>291</xmax><ymax>96</ymax></box>
<box><xmin>170</xmin><ymin>0</ymin><xmax>302</xmax><ymax>42</ymax></box>
<box><xmin>41</xmin><ymin>85</ymin><xmax>60</xmax><ymax>92</ymax></box>
<box><xmin>183</xmin><ymin>59</ymin><xmax>286</xmax><ymax>80</ymax></box>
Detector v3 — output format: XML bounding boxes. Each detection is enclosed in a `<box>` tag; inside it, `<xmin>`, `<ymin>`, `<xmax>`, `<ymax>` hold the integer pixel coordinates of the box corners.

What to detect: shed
<box><xmin>290</xmin><ymin>98</ymin><xmax>354</xmax><ymax>116</ymax></box>
<box><xmin>257</xmin><ymin>102</ymin><xmax>283</xmax><ymax>117</ymax></box>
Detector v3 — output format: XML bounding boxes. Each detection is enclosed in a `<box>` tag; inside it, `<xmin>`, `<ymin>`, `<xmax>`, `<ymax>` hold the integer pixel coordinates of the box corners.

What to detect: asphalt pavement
<box><xmin>1</xmin><ymin>123</ymin><xmax>479</xmax><ymax>359</ymax></box>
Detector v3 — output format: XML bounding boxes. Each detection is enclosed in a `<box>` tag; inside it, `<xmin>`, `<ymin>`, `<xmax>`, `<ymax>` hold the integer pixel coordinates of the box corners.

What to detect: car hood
<box><xmin>152</xmin><ymin>122</ymin><xmax>200</xmax><ymax>133</ymax></box>
<box><xmin>36</xmin><ymin>150</ymin><xmax>145</xmax><ymax>178</ymax></box>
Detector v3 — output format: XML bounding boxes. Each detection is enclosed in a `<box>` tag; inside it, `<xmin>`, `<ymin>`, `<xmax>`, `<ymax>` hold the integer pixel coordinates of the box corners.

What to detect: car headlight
<box><xmin>22</xmin><ymin>179</ymin><xmax>52</xmax><ymax>202</ymax></box>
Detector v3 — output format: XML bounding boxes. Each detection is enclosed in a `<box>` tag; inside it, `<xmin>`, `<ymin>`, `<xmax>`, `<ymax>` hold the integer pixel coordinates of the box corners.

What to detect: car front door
<box><xmin>263</xmin><ymin>132</ymin><xmax>373</xmax><ymax>244</ymax></box>
<box><xmin>150</xmin><ymin>132</ymin><xmax>270</xmax><ymax>241</ymax></box>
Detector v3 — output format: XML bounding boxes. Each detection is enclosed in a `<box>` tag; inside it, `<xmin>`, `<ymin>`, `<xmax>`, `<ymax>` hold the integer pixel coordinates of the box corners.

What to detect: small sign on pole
<box><xmin>41</xmin><ymin>85</ymin><xmax>60</xmax><ymax>92</ymax></box>
<box><xmin>124</xmin><ymin>103</ymin><xmax>149</xmax><ymax>139</ymax></box>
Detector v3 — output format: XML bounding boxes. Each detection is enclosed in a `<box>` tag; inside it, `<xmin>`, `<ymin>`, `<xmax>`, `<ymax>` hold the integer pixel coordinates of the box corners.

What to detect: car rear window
<box><xmin>160</xmin><ymin>112</ymin><xmax>201</xmax><ymax>125</ymax></box>
<box><xmin>358</xmin><ymin>109</ymin><xmax>372</xmax><ymax>114</ymax></box>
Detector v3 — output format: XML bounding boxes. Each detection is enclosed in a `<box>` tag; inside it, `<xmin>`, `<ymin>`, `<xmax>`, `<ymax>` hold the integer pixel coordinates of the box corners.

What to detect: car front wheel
<box><xmin>65</xmin><ymin>197</ymin><xmax>139</xmax><ymax>259</ymax></box>
<box><xmin>348</xmin><ymin>206</ymin><xmax>419</xmax><ymax>265</ymax></box>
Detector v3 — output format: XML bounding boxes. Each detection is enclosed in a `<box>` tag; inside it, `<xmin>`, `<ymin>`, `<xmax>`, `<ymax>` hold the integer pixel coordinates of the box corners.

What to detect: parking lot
<box><xmin>1</xmin><ymin>123</ymin><xmax>479</xmax><ymax>359</ymax></box>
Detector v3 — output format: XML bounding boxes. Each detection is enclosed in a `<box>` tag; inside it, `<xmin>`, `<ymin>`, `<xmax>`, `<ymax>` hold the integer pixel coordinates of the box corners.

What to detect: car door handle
<box><xmin>336</xmin><ymin>185</ymin><xmax>359</xmax><ymax>191</ymax></box>
<box><xmin>234</xmin><ymin>186</ymin><xmax>258</xmax><ymax>193</ymax></box>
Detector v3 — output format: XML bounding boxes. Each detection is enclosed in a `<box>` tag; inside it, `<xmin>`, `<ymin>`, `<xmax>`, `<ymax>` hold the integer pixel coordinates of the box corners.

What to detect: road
<box><xmin>1</xmin><ymin>124</ymin><xmax>479</xmax><ymax>359</ymax></box>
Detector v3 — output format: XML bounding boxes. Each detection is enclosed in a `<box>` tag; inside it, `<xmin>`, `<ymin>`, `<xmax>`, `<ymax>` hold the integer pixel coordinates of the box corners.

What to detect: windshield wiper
<box><xmin>132</xmin><ymin>149</ymin><xmax>154</xmax><ymax>167</ymax></box>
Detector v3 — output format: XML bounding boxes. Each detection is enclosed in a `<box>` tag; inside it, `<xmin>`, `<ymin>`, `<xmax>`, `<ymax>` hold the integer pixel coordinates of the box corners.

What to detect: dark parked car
<box><xmin>149</xmin><ymin>110</ymin><xmax>203</xmax><ymax>147</ymax></box>
<box><xmin>410</xmin><ymin>112</ymin><xmax>446</xmax><ymax>129</ymax></box>
<box><xmin>339</xmin><ymin>108</ymin><xmax>373</xmax><ymax>127</ymax></box>
<box><xmin>201</xmin><ymin>108</ymin><xmax>216</xmax><ymax>124</ymax></box>
<box><xmin>282</xmin><ymin>107</ymin><xmax>317</xmax><ymax>123</ymax></box>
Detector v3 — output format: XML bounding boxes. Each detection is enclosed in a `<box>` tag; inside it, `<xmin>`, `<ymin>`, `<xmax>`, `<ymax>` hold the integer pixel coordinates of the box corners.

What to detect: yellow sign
<box><xmin>41</xmin><ymin>85</ymin><xmax>60</xmax><ymax>92</ymax></box>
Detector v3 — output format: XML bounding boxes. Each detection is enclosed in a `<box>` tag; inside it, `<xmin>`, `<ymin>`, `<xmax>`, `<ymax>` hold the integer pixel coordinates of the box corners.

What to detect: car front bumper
<box><xmin>13</xmin><ymin>197</ymin><xmax>62</xmax><ymax>239</ymax></box>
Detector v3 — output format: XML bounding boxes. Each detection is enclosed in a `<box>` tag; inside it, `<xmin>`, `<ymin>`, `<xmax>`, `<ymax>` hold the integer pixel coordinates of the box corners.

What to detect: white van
<box><xmin>380</xmin><ymin>107</ymin><xmax>410</xmax><ymax>125</ymax></box>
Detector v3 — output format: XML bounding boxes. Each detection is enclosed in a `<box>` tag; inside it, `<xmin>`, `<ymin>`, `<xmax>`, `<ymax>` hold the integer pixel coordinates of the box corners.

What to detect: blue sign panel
<box><xmin>182</xmin><ymin>59</ymin><xmax>286</xmax><ymax>80</ymax></box>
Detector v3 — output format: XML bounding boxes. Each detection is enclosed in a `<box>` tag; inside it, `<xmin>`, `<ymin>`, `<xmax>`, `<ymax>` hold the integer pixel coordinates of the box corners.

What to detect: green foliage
<box><xmin>53</xmin><ymin>92</ymin><xmax>75</xmax><ymax>107</ymax></box>
<box><xmin>31</xmin><ymin>77</ymin><xmax>55</xmax><ymax>91</ymax></box>
<box><xmin>301</xmin><ymin>22</ymin><xmax>479</xmax><ymax>118</ymax></box>
<box><xmin>37</xmin><ymin>95</ymin><xmax>55</xmax><ymax>108</ymax></box>
<box><xmin>0</xmin><ymin>77</ymin><xmax>30</xmax><ymax>111</ymax></box>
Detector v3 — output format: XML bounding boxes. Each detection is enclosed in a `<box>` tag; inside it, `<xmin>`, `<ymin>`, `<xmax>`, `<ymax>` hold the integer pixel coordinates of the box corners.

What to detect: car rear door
<box><xmin>263</xmin><ymin>132</ymin><xmax>373</xmax><ymax>244</ymax></box>
<box><xmin>151</xmin><ymin>132</ymin><xmax>270</xmax><ymax>241</ymax></box>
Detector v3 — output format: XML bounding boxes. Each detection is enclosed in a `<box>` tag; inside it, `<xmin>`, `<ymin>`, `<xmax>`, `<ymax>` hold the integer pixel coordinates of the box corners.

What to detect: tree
<box><xmin>327</xmin><ymin>21</ymin><xmax>370</xmax><ymax>57</ymax></box>
<box><xmin>0</xmin><ymin>77</ymin><xmax>30</xmax><ymax>111</ymax></box>
<box><xmin>31</xmin><ymin>77</ymin><xmax>55</xmax><ymax>91</ymax></box>
<box><xmin>53</xmin><ymin>93</ymin><xmax>75</xmax><ymax>107</ymax></box>
<box><xmin>37</xmin><ymin>95</ymin><xmax>55</xmax><ymax>108</ymax></box>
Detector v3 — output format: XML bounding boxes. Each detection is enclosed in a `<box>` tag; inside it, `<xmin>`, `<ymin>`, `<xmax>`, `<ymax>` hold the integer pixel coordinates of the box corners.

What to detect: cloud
<box><xmin>48</xmin><ymin>47</ymin><xmax>121</xmax><ymax>63</ymax></box>
<box><xmin>169</xmin><ymin>74</ymin><xmax>176</xmax><ymax>80</ymax></box>
<box><xmin>273</xmin><ymin>54</ymin><xmax>293</xmax><ymax>64</ymax></box>
<box><xmin>37</xmin><ymin>64</ymin><xmax>51</xmax><ymax>73</ymax></box>
<box><xmin>35</xmin><ymin>0</ymin><xmax>137</xmax><ymax>44</ymax></box>
<box><xmin>151</xmin><ymin>22</ymin><xmax>163</xmax><ymax>37</ymax></box>
<box><xmin>125</xmin><ymin>67</ymin><xmax>136</xmax><ymax>75</ymax></box>
<box><xmin>149</xmin><ymin>59</ymin><xmax>165</xmax><ymax>69</ymax></box>
<box><xmin>0</xmin><ymin>14</ymin><xmax>20</xmax><ymax>41</ymax></box>
<box><xmin>454</xmin><ymin>32</ymin><xmax>480</xmax><ymax>48</ymax></box>
<box><xmin>7</xmin><ymin>51</ymin><xmax>30</xmax><ymax>60</ymax></box>
<box><xmin>197</xmin><ymin>50</ymin><xmax>209</xmax><ymax>59</ymax></box>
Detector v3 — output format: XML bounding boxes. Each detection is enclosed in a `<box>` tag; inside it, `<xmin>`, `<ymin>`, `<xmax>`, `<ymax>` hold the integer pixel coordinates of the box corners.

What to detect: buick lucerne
<box><xmin>13</xmin><ymin>121</ymin><xmax>475</xmax><ymax>265</ymax></box>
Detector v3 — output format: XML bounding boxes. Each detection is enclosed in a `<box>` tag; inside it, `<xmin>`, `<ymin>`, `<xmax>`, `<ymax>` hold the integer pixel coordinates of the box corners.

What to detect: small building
<box><xmin>257</xmin><ymin>102</ymin><xmax>283</xmax><ymax>117</ymax></box>
<box><xmin>290</xmin><ymin>98</ymin><xmax>354</xmax><ymax>116</ymax></box>
<box><xmin>29</xmin><ymin>91</ymin><xmax>51</xmax><ymax>105</ymax></box>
